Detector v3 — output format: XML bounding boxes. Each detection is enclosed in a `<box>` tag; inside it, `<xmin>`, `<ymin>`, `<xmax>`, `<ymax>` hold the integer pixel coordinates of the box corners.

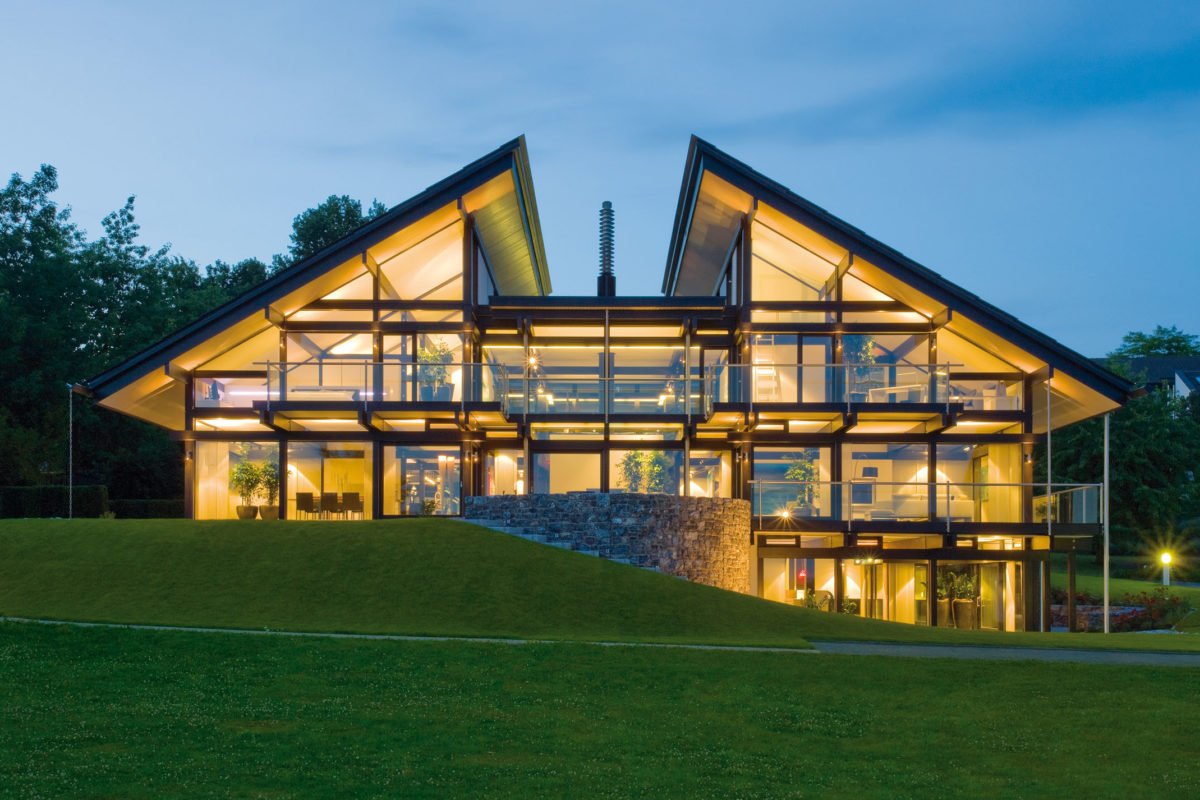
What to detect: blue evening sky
<box><xmin>2</xmin><ymin>1</ymin><xmax>1198</xmax><ymax>355</ymax></box>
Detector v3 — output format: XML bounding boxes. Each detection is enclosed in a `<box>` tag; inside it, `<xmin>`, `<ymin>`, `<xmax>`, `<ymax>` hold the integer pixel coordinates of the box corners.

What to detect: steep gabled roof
<box><xmin>81</xmin><ymin>136</ymin><xmax>548</xmax><ymax>400</ymax></box>
<box><xmin>663</xmin><ymin>135</ymin><xmax>1133</xmax><ymax>405</ymax></box>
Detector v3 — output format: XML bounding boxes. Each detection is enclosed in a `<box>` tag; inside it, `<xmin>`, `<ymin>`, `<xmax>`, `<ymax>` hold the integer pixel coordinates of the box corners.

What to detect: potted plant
<box><xmin>418</xmin><ymin>339</ymin><xmax>453</xmax><ymax>401</ymax></box>
<box><xmin>785</xmin><ymin>456</ymin><xmax>820</xmax><ymax>516</ymax></box>
<box><xmin>936</xmin><ymin>571</ymin><xmax>955</xmax><ymax>627</ymax></box>
<box><xmin>229</xmin><ymin>460</ymin><xmax>262</xmax><ymax>520</ymax></box>
<box><xmin>844</xmin><ymin>334</ymin><xmax>878</xmax><ymax>402</ymax></box>
<box><xmin>258</xmin><ymin>461</ymin><xmax>280</xmax><ymax>520</ymax></box>
<box><xmin>952</xmin><ymin>571</ymin><xmax>979</xmax><ymax>630</ymax></box>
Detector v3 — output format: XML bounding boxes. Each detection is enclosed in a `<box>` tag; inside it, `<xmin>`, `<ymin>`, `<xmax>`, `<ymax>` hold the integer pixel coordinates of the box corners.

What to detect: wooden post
<box><xmin>833</xmin><ymin>557</ymin><xmax>844</xmax><ymax>613</ymax></box>
<box><xmin>928</xmin><ymin>558</ymin><xmax>938</xmax><ymax>627</ymax></box>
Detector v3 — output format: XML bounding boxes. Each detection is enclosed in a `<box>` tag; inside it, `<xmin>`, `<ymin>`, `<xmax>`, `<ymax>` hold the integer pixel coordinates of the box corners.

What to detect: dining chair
<box><xmin>296</xmin><ymin>492</ymin><xmax>316</xmax><ymax>520</ymax></box>
<box><xmin>341</xmin><ymin>492</ymin><xmax>363</xmax><ymax>520</ymax></box>
<box><xmin>320</xmin><ymin>492</ymin><xmax>341</xmax><ymax>520</ymax></box>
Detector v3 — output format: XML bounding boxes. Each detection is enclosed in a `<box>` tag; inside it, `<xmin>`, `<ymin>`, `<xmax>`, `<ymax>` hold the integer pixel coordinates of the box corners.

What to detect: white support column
<box><xmin>1103</xmin><ymin>412</ymin><xmax>1111</xmax><ymax>634</ymax></box>
<box><xmin>1043</xmin><ymin>378</ymin><xmax>1051</xmax><ymax>632</ymax></box>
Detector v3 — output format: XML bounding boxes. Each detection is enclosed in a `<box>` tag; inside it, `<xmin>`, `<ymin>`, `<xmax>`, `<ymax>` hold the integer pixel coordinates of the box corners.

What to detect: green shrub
<box><xmin>0</xmin><ymin>485</ymin><xmax>109</xmax><ymax>518</ymax></box>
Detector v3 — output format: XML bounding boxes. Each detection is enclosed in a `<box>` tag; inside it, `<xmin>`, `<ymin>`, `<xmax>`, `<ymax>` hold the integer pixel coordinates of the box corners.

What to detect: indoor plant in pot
<box><xmin>952</xmin><ymin>571</ymin><xmax>979</xmax><ymax>630</ymax></box>
<box><xmin>936</xmin><ymin>571</ymin><xmax>955</xmax><ymax>628</ymax></box>
<box><xmin>230</xmin><ymin>460</ymin><xmax>262</xmax><ymax>520</ymax></box>
<box><xmin>417</xmin><ymin>339</ymin><xmax>453</xmax><ymax>401</ymax></box>
<box><xmin>258</xmin><ymin>461</ymin><xmax>280</xmax><ymax>520</ymax></box>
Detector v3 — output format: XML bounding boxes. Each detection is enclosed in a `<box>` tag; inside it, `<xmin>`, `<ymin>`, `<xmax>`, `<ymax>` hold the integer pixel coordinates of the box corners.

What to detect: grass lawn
<box><xmin>2</xmin><ymin>622</ymin><xmax>1197</xmax><ymax>799</ymax></box>
<box><xmin>2</xmin><ymin>519</ymin><xmax>1199</xmax><ymax>652</ymax></box>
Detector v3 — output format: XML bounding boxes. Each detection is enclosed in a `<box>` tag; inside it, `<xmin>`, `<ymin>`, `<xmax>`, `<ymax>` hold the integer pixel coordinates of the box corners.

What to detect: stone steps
<box><xmin>463</xmin><ymin>518</ymin><xmax>640</xmax><ymax>569</ymax></box>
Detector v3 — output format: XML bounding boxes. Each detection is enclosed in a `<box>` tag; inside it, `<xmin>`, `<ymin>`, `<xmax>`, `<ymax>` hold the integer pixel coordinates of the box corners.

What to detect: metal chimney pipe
<box><xmin>598</xmin><ymin>201</ymin><xmax>615</xmax><ymax>296</ymax></box>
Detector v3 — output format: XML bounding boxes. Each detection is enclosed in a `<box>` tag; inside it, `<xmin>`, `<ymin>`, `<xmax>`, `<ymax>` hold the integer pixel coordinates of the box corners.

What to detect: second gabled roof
<box><xmin>663</xmin><ymin>135</ymin><xmax>1133</xmax><ymax>405</ymax></box>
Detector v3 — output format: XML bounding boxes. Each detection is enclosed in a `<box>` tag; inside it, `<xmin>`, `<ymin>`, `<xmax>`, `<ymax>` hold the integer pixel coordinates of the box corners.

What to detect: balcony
<box><xmin>251</xmin><ymin>361</ymin><xmax>505</xmax><ymax>407</ymax></box>
<box><xmin>749</xmin><ymin>480</ymin><xmax>1102</xmax><ymax>531</ymax></box>
<box><xmin>501</xmin><ymin>374</ymin><xmax>695</xmax><ymax>416</ymax></box>
<box><xmin>705</xmin><ymin>363</ymin><xmax>971</xmax><ymax>414</ymax></box>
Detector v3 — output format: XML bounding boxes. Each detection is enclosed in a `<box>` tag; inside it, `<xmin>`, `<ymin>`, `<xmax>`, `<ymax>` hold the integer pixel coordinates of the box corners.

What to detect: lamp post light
<box><xmin>65</xmin><ymin>382</ymin><xmax>73</xmax><ymax>520</ymax></box>
<box><xmin>1160</xmin><ymin>552</ymin><xmax>1172</xmax><ymax>587</ymax></box>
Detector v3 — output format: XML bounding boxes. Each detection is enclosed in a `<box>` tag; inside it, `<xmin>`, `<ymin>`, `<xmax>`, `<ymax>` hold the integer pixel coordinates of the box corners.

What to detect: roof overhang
<box><xmin>663</xmin><ymin>136</ymin><xmax>1134</xmax><ymax>414</ymax></box>
<box><xmin>79</xmin><ymin>137</ymin><xmax>549</xmax><ymax>422</ymax></box>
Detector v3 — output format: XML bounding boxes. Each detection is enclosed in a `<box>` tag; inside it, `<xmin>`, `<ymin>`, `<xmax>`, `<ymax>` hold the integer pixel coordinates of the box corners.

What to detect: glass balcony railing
<box><xmin>262</xmin><ymin>361</ymin><xmax>507</xmax><ymax>406</ymax></box>
<box><xmin>704</xmin><ymin>363</ymin><xmax>953</xmax><ymax>414</ymax></box>
<box><xmin>750</xmin><ymin>481</ymin><xmax>1103</xmax><ymax>529</ymax></box>
<box><xmin>501</xmin><ymin>375</ymin><xmax>695</xmax><ymax>416</ymax></box>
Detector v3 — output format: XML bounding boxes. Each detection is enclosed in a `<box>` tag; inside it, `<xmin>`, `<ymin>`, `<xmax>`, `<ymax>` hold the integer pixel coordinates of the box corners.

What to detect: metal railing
<box><xmin>261</xmin><ymin>361</ymin><xmax>507</xmax><ymax>408</ymax></box>
<box><xmin>750</xmin><ymin>480</ymin><xmax>1103</xmax><ymax>529</ymax></box>
<box><xmin>704</xmin><ymin>363</ymin><xmax>954</xmax><ymax>415</ymax></box>
<box><xmin>501</xmin><ymin>374</ymin><xmax>695</xmax><ymax>416</ymax></box>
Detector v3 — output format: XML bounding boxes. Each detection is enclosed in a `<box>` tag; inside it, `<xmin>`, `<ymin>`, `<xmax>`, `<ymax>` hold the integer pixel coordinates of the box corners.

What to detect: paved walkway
<box><xmin>4</xmin><ymin>616</ymin><xmax>1199</xmax><ymax>667</ymax></box>
<box><xmin>814</xmin><ymin>640</ymin><xmax>1200</xmax><ymax>667</ymax></box>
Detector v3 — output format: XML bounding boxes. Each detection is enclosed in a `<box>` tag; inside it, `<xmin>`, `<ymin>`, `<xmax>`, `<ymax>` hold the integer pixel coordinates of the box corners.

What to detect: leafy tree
<box><xmin>1040</xmin><ymin>326</ymin><xmax>1200</xmax><ymax>553</ymax></box>
<box><xmin>1110</xmin><ymin>325</ymin><xmax>1200</xmax><ymax>359</ymax></box>
<box><xmin>284</xmin><ymin>195</ymin><xmax>388</xmax><ymax>264</ymax></box>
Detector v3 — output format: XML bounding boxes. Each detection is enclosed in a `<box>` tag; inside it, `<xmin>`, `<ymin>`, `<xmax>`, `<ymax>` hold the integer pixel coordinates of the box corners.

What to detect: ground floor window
<box><xmin>608</xmin><ymin>449</ymin><xmax>684</xmax><ymax>494</ymax></box>
<box><xmin>761</xmin><ymin>557</ymin><xmax>1026</xmax><ymax>631</ymax></box>
<box><xmin>288</xmin><ymin>441</ymin><xmax>373</xmax><ymax>519</ymax></box>
<box><xmin>532</xmin><ymin>452</ymin><xmax>601</xmax><ymax>494</ymax></box>
<box><xmin>195</xmin><ymin>441</ymin><xmax>280</xmax><ymax>520</ymax></box>
<box><xmin>383</xmin><ymin>446</ymin><xmax>460</xmax><ymax>516</ymax></box>
<box><xmin>486</xmin><ymin>449</ymin><xmax>526</xmax><ymax>495</ymax></box>
<box><xmin>688</xmin><ymin>450</ymin><xmax>732</xmax><ymax>498</ymax></box>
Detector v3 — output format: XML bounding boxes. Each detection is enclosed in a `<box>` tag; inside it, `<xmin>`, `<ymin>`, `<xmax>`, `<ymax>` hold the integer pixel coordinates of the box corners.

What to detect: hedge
<box><xmin>0</xmin><ymin>485</ymin><xmax>109</xmax><ymax>518</ymax></box>
<box><xmin>109</xmin><ymin>498</ymin><xmax>186</xmax><ymax>519</ymax></box>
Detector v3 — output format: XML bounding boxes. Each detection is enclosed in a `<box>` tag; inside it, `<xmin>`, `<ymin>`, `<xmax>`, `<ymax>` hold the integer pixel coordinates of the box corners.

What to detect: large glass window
<box><xmin>752</xmin><ymin>447</ymin><xmax>834</xmax><ymax>519</ymax></box>
<box><xmin>532</xmin><ymin>452</ymin><xmax>601</xmax><ymax>494</ymax></box>
<box><xmin>486</xmin><ymin>449</ymin><xmax>526</xmax><ymax>495</ymax></box>
<box><xmin>608</xmin><ymin>449</ymin><xmax>684</xmax><ymax>495</ymax></box>
<box><xmin>688</xmin><ymin>451</ymin><xmax>731</xmax><ymax>498</ymax></box>
<box><xmin>383</xmin><ymin>446</ymin><xmax>460</xmax><ymax>516</ymax></box>
<box><xmin>283</xmin><ymin>332</ymin><xmax>373</xmax><ymax>402</ymax></box>
<box><xmin>526</xmin><ymin>347</ymin><xmax>604</xmax><ymax>414</ymax></box>
<box><xmin>751</xmin><ymin>334</ymin><xmax>798</xmax><ymax>403</ymax></box>
<box><xmin>935</xmin><ymin>443</ymin><xmax>1022</xmax><ymax>523</ymax></box>
<box><xmin>195</xmin><ymin>441</ymin><xmax>280</xmax><ymax>520</ymax></box>
<box><xmin>287</xmin><ymin>441</ymin><xmax>373</xmax><ymax>519</ymax></box>
<box><xmin>842</xmin><ymin>443</ymin><xmax>929</xmax><ymax>522</ymax></box>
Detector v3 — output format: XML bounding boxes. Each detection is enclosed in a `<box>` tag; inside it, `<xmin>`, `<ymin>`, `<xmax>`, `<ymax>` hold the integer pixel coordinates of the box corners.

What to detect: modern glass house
<box><xmin>79</xmin><ymin>136</ymin><xmax>1131</xmax><ymax>630</ymax></box>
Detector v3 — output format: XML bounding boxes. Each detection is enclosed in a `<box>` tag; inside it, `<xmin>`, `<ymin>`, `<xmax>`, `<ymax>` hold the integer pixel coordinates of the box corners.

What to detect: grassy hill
<box><xmin>1</xmin><ymin>518</ymin><xmax>1198</xmax><ymax>652</ymax></box>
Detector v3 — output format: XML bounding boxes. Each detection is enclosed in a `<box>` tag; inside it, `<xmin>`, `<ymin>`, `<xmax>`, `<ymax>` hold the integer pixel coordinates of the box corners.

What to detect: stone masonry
<box><xmin>464</xmin><ymin>493</ymin><xmax>751</xmax><ymax>594</ymax></box>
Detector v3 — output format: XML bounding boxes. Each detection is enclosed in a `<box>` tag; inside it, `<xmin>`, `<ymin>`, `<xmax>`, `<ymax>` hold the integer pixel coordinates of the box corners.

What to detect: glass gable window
<box><xmin>195</xmin><ymin>441</ymin><xmax>280</xmax><ymax>520</ymax></box>
<box><xmin>750</xmin><ymin>218</ymin><xmax>836</xmax><ymax>302</ymax></box>
<box><xmin>383</xmin><ymin>446</ymin><xmax>460</xmax><ymax>516</ymax></box>
<box><xmin>378</xmin><ymin>220</ymin><xmax>463</xmax><ymax>301</ymax></box>
<box><xmin>287</xmin><ymin>442</ymin><xmax>373</xmax><ymax>519</ymax></box>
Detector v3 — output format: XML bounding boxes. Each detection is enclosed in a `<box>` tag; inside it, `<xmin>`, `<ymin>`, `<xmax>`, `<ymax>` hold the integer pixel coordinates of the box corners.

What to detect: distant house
<box><xmin>1103</xmin><ymin>355</ymin><xmax>1200</xmax><ymax>398</ymax></box>
<box><xmin>78</xmin><ymin>136</ymin><xmax>1133</xmax><ymax>632</ymax></box>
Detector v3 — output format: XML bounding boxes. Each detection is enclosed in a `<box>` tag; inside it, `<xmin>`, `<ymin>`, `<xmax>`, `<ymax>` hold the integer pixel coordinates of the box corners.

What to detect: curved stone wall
<box><xmin>464</xmin><ymin>493</ymin><xmax>751</xmax><ymax>593</ymax></box>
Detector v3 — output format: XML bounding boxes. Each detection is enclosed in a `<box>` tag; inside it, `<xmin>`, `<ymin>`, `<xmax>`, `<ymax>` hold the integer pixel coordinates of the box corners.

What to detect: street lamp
<box><xmin>1160</xmin><ymin>551</ymin><xmax>1172</xmax><ymax>587</ymax></box>
<box><xmin>65</xmin><ymin>382</ymin><xmax>73</xmax><ymax>520</ymax></box>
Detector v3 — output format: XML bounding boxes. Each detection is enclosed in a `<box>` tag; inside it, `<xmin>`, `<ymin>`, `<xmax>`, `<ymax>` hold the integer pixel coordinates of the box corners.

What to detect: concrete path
<box><xmin>4</xmin><ymin>616</ymin><xmax>1199</xmax><ymax>667</ymax></box>
<box><xmin>813</xmin><ymin>640</ymin><xmax>1200</xmax><ymax>667</ymax></box>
